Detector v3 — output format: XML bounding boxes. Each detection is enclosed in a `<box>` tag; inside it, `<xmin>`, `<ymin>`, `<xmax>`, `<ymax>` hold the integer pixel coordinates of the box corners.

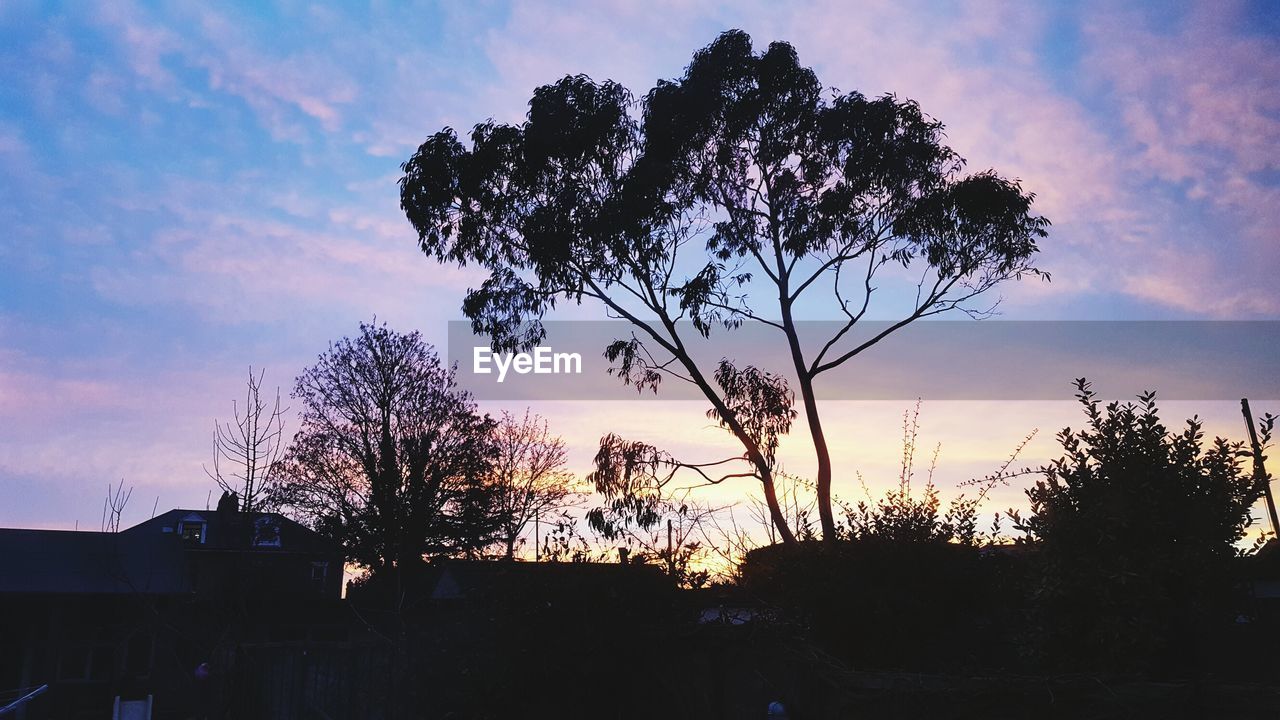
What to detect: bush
<box><xmin>1014</xmin><ymin>380</ymin><xmax>1266</xmax><ymax>675</ymax></box>
<box><xmin>739</xmin><ymin>539</ymin><xmax>1025</xmax><ymax>672</ymax></box>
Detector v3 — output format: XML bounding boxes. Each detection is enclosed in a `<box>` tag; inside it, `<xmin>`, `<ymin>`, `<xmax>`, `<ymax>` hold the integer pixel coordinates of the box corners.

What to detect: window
<box><xmin>177</xmin><ymin>513</ymin><xmax>206</xmax><ymax>544</ymax></box>
<box><xmin>310</xmin><ymin>561</ymin><xmax>329</xmax><ymax>591</ymax></box>
<box><xmin>253</xmin><ymin>516</ymin><xmax>282</xmax><ymax>547</ymax></box>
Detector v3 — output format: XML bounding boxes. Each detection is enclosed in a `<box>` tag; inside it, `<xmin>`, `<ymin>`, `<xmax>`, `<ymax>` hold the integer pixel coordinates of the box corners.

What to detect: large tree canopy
<box><xmin>401</xmin><ymin>30</ymin><xmax>1048</xmax><ymax>541</ymax></box>
<box><xmin>277</xmin><ymin>322</ymin><xmax>498</xmax><ymax>569</ymax></box>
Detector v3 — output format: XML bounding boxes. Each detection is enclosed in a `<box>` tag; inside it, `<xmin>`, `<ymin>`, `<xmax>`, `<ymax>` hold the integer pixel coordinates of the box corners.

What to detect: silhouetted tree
<box><xmin>1013</xmin><ymin>379</ymin><xmax>1270</xmax><ymax>674</ymax></box>
<box><xmin>488</xmin><ymin>409</ymin><xmax>582</xmax><ymax>559</ymax></box>
<box><xmin>534</xmin><ymin>513</ymin><xmax>604</xmax><ymax>562</ymax></box>
<box><xmin>205</xmin><ymin>366</ymin><xmax>287</xmax><ymax>512</ymax></box>
<box><xmin>400</xmin><ymin>29</ymin><xmax>1048</xmax><ymax>541</ymax></box>
<box><xmin>101</xmin><ymin>478</ymin><xmax>132</xmax><ymax>532</ymax></box>
<box><xmin>276</xmin><ymin>322</ymin><xmax>498</xmax><ymax>570</ymax></box>
<box><xmin>586</xmin><ymin>490</ymin><xmax>716</xmax><ymax>587</ymax></box>
<box><xmin>585</xmin><ymin>360</ymin><xmax>794</xmax><ymax>550</ymax></box>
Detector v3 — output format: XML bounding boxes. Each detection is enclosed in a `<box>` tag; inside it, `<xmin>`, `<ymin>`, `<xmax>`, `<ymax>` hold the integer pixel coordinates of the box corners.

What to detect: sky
<box><xmin>1</xmin><ymin>0</ymin><xmax>1277</xmax><ymax>535</ymax></box>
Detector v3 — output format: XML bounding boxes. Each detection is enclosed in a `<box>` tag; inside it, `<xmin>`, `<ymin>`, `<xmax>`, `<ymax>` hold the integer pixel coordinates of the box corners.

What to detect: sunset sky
<box><xmin>1</xmin><ymin>0</ymin><xmax>1277</xmax><ymax>534</ymax></box>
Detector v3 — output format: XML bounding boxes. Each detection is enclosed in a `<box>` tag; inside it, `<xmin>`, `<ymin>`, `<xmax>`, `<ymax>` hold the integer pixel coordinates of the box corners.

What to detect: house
<box><xmin>0</xmin><ymin>499</ymin><xmax>344</xmax><ymax>719</ymax></box>
<box><xmin>126</xmin><ymin>505</ymin><xmax>344</xmax><ymax>601</ymax></box>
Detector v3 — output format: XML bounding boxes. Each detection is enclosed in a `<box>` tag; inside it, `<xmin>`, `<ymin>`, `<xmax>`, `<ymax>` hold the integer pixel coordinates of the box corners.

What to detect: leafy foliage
<box><xmin>706</xmin><ymin>360</ymin><xmax>796</xmax><ymax>469</ymax></box>
<box><xmin>585</xmin><ymin>433</ymin><xmax>673</xmax><ymax>538</ymax></box>
<box><xmin>400</xmin><ymin>29</ymin><xmax>1048</xmax><ymax>540</ymax></box>
<box><xmin>586</xmin><ymin>361</ymin><xmax>792</xmax><ymax>547</ymax></box>
<box><xmin>842</xmin><ymin>482</ymin><xmax>982</xmax><ymax>546</ymax></box>
<box><xmin>1014</xmin><ymin>379</ymin><xmax>1267</xmax><ymax>674</ymax></box>
<box><xmin>837</xmin><ymin>402</ymin><xmax>1016</xmax><ymax>546</ymax></box>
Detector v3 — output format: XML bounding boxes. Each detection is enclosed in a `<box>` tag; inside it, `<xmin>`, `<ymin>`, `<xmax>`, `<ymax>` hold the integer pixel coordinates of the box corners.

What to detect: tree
<box><xmin>400</xmin><ymin>30</ymin><xmax>1048</xmax><ymax>542</ymax></box>
<box><xmin>205</xmin><ymin>366</ymin><xmax>287</xmax><ymax>513</ymax></box>
<box><xmin>276</xmin><ymin>322</ymin><xmax>498</xmax><ymax>570</ymax></box>
<box><xmin>488</xmin><ymin>409</ymin><xmax>582</xmax><ymax>559</ymax></box>
<box><xmin>101</xmin><ymin>478</ymin><xmax>133</xmax><ymax>533</ymax></box>
<box><xmin>1013</xmin><ymin>379</ymin><xmax>1269</xmax><ymax>673</ymax></box>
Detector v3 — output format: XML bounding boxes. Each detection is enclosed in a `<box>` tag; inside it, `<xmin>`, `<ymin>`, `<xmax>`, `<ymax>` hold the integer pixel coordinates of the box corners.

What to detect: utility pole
<box><xmin>1242</xmin><ymin>398</ymin><xmax>1280</xmax><ymax>539</ymax></box>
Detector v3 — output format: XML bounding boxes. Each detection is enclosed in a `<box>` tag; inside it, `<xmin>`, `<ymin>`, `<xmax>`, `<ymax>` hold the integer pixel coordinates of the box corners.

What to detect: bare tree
<box><xmin>488</xmin><ymin>410</ymin><xmax>583</xmax><ymax>559</ymax></box>
<box><xmin>206</xmin><ymin>366</ymin><xmax>287</xmax><ymax>513</ymax></box>
<box><xmin>102</xmin><ymin>478</ymin><xmax>132</xmax><ymax>532</ymax></box>
<box><xmin>275</xmin><ymin>322</ymin><xmax>498</xmax><ymax>570</ymax></box>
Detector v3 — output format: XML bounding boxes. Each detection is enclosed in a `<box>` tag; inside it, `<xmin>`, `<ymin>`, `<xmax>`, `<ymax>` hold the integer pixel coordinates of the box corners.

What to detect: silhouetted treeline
<box><xmin>741</xmin><ymin>380</ymin><xmax>1275</xmax><ymax>682</ymax></box>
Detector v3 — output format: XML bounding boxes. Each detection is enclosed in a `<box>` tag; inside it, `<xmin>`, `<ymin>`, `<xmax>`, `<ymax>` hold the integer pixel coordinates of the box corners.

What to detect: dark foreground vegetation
<box><xmin>217</xmin><ymin>544</ymin><xmax>1280</xmax><ymax>720</ymax></box>
<box><xmin>206</xmin><ymin>381</ymin><xmax>1278</xmax><ymax>719</ymax></box>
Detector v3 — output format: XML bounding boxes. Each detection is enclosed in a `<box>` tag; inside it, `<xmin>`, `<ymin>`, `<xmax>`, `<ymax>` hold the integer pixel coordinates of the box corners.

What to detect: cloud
<box><xmin>417</xmin><ymin>1</ymin><xmax>1209</xmax><ymax>317</ymax></box>
<box><xmin>189</xmin><ymin>6</ymin><xmax>358</xmax><ymax>137</ymax></box>
<box><xmin>92</xmin><ymin>0</ymin><xmax>359</xmax><ymax>141</ymax></box>
<box><xmin>1088</xmin><ymin>3</ymin><xmax>1280</xmax><ymax>193</ymax></box>
<box><xmin>1079</xmin><ymin>0</ymin><xmax>1280</xmax><ymax>314</ymax></box>
<box><xmin>0</xmin><ymin>344</ymin><xmax>234</xmax><ymax>528</ymax></box>
<box><xmin>81</xmin><ymin>0</ymin><xmax>1268</xmax><ymax>320</ymax></box>
<box><xmin>87</xmin><ymin>199</ymin><xmax>482</xmax><ymax>327</ymax></box>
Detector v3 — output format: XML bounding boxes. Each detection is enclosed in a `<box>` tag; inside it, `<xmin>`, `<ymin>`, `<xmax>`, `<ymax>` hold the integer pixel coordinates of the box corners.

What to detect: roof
<box><xmin>125</xmin><ymin>508</ymin><xmax>340</xmax><ymax>555</ymax></box>
<box><xmin>0</xmin><ymin>528</ymin><xmax>190</xmax><ymax>595</ymax></box>
<box><xmin>0</xmin><ymin>508</ymin><xmax>339</xmax><ymax>595</ymax></box>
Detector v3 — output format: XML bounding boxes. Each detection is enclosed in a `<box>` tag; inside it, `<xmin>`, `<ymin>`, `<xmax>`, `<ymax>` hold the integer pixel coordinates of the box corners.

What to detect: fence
<box><xmin>219</xmin><ymin>642</ymin><xmax>399</xmax><ymax>720</ymax></box>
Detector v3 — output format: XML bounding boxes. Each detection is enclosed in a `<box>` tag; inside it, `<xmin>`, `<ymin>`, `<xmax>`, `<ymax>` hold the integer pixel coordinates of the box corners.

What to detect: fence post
<box><xmin>1242</xmin><ymin>399</ymin><xmax>1280</xmax><ymax>538</ymax></box>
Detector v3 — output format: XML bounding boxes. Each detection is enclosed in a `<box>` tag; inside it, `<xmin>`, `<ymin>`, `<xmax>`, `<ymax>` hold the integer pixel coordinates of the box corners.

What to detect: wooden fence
<box><xmin>218</xmin><ymin>642</ymin><xmax>399</xmax><ymax>720</ymax></box>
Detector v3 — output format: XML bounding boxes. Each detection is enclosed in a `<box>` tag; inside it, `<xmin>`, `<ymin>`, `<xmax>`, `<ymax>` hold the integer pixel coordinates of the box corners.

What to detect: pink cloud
<box><xmin>1088</xmin><ymin>3</ymin><xmax>1280</xmax><ymax>189</ymax></box>
<box><xmin>447</xmin><ymin>1</ymin><xmax>1276</xmax><ymax>318</ymax></box>
<box><xmin>79</xmin><ymin>166</ymin><xmax>483</xmax><ymax>338</ymax></box>
<box><xmin>1078</xmin><ymin>0</ymin><xmax>1280</xmax><ymax>313</ymax></box>
<box><xmin>0</xmin><ymin>345</ymin><xmax>234</xmax><ymax>521</ymax></box>
<box><xmin>92</xmin><ymin>0</ymin><xmax>358</xmax><ymax>140</ymax></box>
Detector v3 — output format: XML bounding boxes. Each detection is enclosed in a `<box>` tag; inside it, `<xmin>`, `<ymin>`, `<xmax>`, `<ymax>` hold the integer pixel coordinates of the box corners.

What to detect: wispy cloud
<box><xmin>93</xmin><ymin>0</ymin><xmax>359</xmax><ymax>141</ymax></box>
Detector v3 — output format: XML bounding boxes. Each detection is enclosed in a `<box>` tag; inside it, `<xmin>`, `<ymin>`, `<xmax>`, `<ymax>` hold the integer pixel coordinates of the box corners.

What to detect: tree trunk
<box><xmin>669</xmin><ymin>326</ymin><xmax>797</xmax><ymax>545</ymax></box>
<box><xmin>780</xmin><ymin>300</ymin><xmax>838</xmax><ymax>541</ymax></box>
<box><xmin>761</xmin><ymin>469</ymin><xmax>797</xmax><ymax>544</ymax></box>
<box><xmin>798</xmin><ymin>375</ymin><xmax>836</xmax><ymax>540</ymax></box>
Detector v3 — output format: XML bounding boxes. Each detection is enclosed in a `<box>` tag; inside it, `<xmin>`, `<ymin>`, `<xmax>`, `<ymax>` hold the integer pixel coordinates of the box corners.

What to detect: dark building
<box><xmin>0</xmin><ymin>502</ymin><xmax>344</xmax><ymax>719</ymax></box>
